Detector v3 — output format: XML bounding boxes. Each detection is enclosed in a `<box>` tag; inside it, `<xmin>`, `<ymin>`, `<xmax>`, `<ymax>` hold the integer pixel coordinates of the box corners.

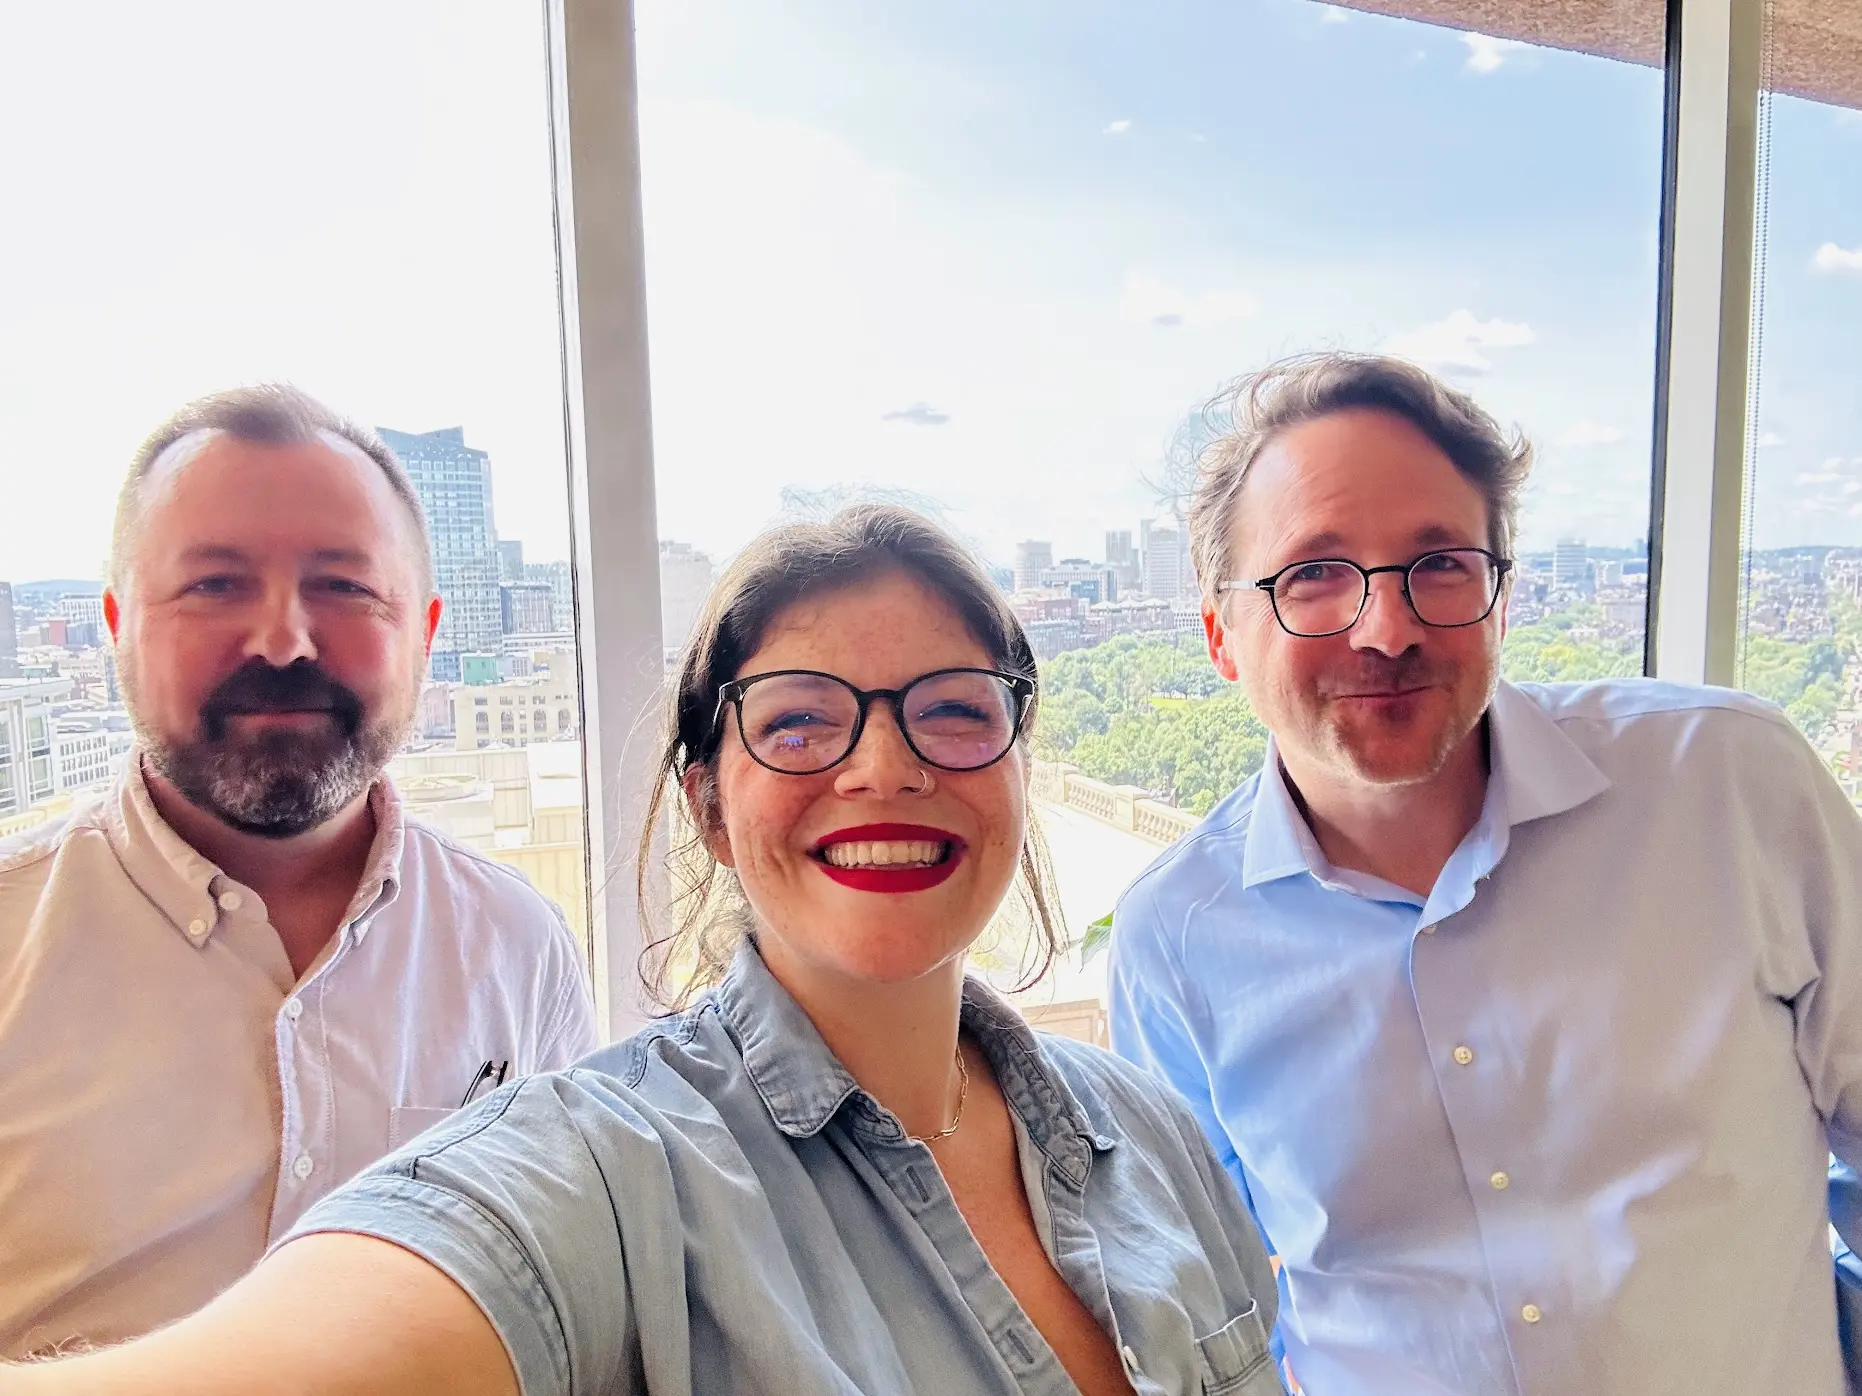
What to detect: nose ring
<box><xmin>908</xmin><ymin>768</ymin><xmax>931</xmax><ymax>795</ymax></box>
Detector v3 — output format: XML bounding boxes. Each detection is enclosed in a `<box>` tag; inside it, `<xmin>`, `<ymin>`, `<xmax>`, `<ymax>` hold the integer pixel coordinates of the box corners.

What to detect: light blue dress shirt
<box><xmin>285</xmin><ymin>941</ymin><xmax>1285</xmax><ymax>1395</ymax></box>
<box><xmin>1108</xmin><ymin>679</ymin><xmax>1862</xmax><ymax>1396</ymax></box>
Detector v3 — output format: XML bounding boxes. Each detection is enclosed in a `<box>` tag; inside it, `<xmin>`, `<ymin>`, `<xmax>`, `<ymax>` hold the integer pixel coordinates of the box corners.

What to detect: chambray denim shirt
<box><xmin>286</xmin><ymin>942</ymin><xmax>1283</xmax><ymax>1395</ymax></box>
<box><xmin>1111</xmin><ymin>679</ymin><xmax>1862</xmax><ymax>1396</ymax></box>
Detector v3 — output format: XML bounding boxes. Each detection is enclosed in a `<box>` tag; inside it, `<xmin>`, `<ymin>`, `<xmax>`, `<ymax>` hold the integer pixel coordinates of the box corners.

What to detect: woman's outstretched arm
<box><xmin>3</xmin><ymin>1233</ymin><xmax>517</xmax><ymax>1396</ymax></box>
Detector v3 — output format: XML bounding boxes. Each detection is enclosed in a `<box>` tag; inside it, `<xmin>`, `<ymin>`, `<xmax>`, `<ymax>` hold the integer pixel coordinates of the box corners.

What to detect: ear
<box><xmin>680</xmin><ymin>763</ymin><xmax>735</xmax><ymax>869</ymax></box>
<box><xmin>1203</xmin><ymin>599</ymin><xmax>1241</xmax><ymax>683</ymax></box>
<box><xmin>423</xmin><ymin>595</ymin><xmax>443</xmax><ymax>656</ymax></box>
<box><xmin>103</xmin><ymin>589</ymin><xmax>124</xmax><ymax>646</ymax></box>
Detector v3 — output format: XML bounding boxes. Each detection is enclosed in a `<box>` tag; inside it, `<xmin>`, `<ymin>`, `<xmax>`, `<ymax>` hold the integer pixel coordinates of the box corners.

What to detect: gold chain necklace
<box><xmin>913</xmin><ymin>1045</ymin><xmax>969</xmax><ymax>1143</ymax></box>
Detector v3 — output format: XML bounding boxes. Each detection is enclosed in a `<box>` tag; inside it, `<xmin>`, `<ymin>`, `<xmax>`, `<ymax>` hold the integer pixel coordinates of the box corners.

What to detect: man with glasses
<box><xmin>1108</xmin><ymin>352</ymin><xmax>1862</xmax><ymax>1394</ymax></box>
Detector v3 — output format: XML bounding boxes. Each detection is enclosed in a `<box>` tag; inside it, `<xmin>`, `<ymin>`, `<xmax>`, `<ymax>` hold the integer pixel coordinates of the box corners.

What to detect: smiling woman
<box><xmin>636</xmin><ymin>504</ymin><xmax>1062</xmax><ymax>1008</ymax></box>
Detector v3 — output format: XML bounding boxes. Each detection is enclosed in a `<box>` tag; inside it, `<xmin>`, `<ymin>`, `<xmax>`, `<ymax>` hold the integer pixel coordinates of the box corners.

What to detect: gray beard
<box><xmin>139</xmin><ymin>714</ymin><xmax>404</xmax><ymax>839</ymax></box>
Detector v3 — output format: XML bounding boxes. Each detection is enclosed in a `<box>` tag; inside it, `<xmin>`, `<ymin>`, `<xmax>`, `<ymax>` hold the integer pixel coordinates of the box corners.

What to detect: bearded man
<box><xmin>1109</xmin><ymin>353</ymin><xmax>1862</xmax><ymax>1395</ymax></box>
<box><xmin>0</xmin><ymin>385</ymin><xmax>597</xmax><ymax>1357</ymax></box>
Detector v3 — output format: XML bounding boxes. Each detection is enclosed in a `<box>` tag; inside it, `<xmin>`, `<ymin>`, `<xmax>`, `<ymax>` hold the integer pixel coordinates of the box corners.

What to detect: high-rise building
<box><xmin>659</xmin><ymin>541</ymin><xmax>715</xmax><ymax>649</ymax></box>
<box><xmin>1013</xmin><ymin>541</ymin><xmax>1054</xmax><ymax>592</ymax></box>
<box><xmin>1553</xmin><ymin>539</ymin><xmax>1590</xmax><ymax>591</ymax></box>
<box><xmin>496</xmin><ymin>539</ymin><xmax>526</xmax><ymax>582</ymax></box>
<box><xmin>379</xmin><ymin>426</ymin><xmax>504</xmax><ymax>682</ymax></box>
<box><xmin>0</xmin><ymin>583</ymin><xmax>17</xmax><ymax>679</ymax></box>
<box><xmin>524</xmin><ymin>561</ymin><xmax>574</xmax><ymax>633</ymax></box>
<box><xmin>1104</xmin><ymin>530</ymin><xmax>1140</xmax><ymax>597</ymax></box>
<box><xmin>1141</xmin><ymin>521</ymin><xmax>1194</xmax><ymax>603</ymax></box>
<box><xmin>500</xmin><ymin>581</ymin><xmax>555</xmax><ymax>636</ymax></box>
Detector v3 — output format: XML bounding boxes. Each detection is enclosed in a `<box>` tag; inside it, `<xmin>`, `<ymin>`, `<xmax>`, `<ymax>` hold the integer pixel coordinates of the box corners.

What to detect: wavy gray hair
<box><xmin>1186</xmin><ymin>352</ymin><xmax>1534</xmax><ymax>606</ymax></box>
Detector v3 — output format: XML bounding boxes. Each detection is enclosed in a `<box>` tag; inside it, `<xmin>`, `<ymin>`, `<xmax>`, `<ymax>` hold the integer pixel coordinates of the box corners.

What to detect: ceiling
<box><xmin>1336</xmin><ymin>0</ymin><xmax>1862</xmax><ymax>110</ymax></box>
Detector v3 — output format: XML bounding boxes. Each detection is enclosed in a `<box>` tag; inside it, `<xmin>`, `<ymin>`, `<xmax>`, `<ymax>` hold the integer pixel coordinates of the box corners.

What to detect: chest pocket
<box><xmin>1195</xmin><ymin>1300</ymin><xmax>1281</xmax><ymax>1394</ymax></box>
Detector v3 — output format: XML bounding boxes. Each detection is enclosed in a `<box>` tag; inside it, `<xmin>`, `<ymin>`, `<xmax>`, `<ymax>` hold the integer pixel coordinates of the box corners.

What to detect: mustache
<box><xmin>199</xmin><ymin>660</ymin><xmax>365</xmax><ymax>740</ymax></box>
<box><xmin>1317</xmin><ymin>652</ymin><xmax>1448</xmax><ymax>698</ymax></box>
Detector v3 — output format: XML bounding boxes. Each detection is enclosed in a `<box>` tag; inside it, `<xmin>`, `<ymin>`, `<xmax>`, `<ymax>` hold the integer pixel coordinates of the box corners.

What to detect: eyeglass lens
<box><xmin>1273</xmin><ymin>550</ymin><xmax>1501</xmax><ymax>636</ymax></box>
<box><xmin>736</xmin><ymin>670</ymin><xmax>1021</xmax><ymax>774</ymax></box>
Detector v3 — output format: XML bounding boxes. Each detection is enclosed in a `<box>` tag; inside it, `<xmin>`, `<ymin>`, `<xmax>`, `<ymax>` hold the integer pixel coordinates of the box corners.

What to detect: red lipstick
<box><xmin>810</xmin><ymin>822</ymin><xmax>966</xmax><ymax>894</ymax></box>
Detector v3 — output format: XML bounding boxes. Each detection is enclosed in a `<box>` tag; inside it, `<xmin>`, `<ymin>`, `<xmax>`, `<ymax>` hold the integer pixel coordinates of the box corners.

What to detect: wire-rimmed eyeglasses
<box><xmin>712</xmin><ymin>667</ymin><xmax>1037</xmax><ymax>776</ymax></box>
<box><xmin>1217</xmin><ymin>547</ymin><xmax>1513</xmax><ymax>638</ymax></box>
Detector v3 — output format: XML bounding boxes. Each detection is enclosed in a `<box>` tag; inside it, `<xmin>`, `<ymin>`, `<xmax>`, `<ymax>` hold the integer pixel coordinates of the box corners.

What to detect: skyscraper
<box><xmin>659</xmin><ymin>541</ymin><xmax>715</xmax><ymax>649</ymax></box>
<box><xmin>0</xmin><ymin>583</ymin><xmax>17</xmax><ymax>679</ymax></box>
<box><xmin>524</xmin><ymin>561</ymin><xmax>574</xmax><ymax>633</ymax></box>
<box><xmin>1553</xmin><ymin>539</ymin><xmax>1590</xmax><ymax>592</ymax></box>
<box><xmin>1014</xmin><ymin>541</ymin><xmax>1054</xmax><ymax>593</ymax></box>
<box><xmin>378</xmin><ymin>426</ymin><xmax>504</xmax><ymax>681</ymax></box>
<box><xmin>1141</xmin><ymin>520</ymin><xmax>1194</xmax><ymax>603</ymax></box>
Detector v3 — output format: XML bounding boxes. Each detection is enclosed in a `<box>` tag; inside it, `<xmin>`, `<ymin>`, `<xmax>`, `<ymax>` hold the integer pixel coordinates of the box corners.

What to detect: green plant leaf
<box><xmin>1078</xmin><ymin>911</ymin><xmax>1114</xmax><ymax>965</ymax></box>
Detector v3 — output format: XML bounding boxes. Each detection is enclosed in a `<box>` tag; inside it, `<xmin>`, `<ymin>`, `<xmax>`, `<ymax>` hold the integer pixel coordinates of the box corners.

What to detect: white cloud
<box><xmin>1462</xmin><ymin>33</ymin><xmax>1526</xmax><ymax>74</ymax></box>
<box><xmin>1120</xmin><ymin>271</ymin><xmax>1257</xmax><ymax>328</ymax></box>
<box><xmin>1796</xmin><ymin>457</ymin><xmax>1862</xmax><ymax>486</ymax></box>
<box><xmin>1102</xmin><ymin>119</ymin><xmax>1132</xmax><ymax>135</ymax></box>
<box><xmin>1319</xmin><ymin>6</ymin><xmax>1349</xmax><ymax>23</ymax></box>
<box><xmin>881</xmin><ymin>402</ymin><xmax>950</xmax><ymax>427</ymax></box>
<box><xmin>1812</xmin><ymin>242</ymin><xmax>1862</xmax><ymax>273</ymax></box>
<box><xmin>1757</xmin><ymin>431</ymin><xmax>1787</xmax><ymax>448</ymax></box>
<box><xmin>1558</xmin><ymin>421</ymin><xmax>1624</xmax><ymax>448</ymax></box>
<box><xmin>1382</xmin><ymin>309</ymin><xmax>1535</xmax><ymax>376</ymax></box>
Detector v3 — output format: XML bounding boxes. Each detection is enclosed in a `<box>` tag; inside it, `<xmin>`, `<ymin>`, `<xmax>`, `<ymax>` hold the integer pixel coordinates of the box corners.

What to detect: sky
<box><xmin>0</xmin><ymin>0</ymin><xmax>1857</xmax><ymax>586</ymax></box>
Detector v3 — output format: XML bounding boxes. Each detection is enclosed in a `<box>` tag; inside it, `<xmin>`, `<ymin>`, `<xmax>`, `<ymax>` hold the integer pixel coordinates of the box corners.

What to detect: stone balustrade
<box><xmin>1031</xmin><ymin>760</ymin><xmax>1201</xmax><ymax>847</ymax></box>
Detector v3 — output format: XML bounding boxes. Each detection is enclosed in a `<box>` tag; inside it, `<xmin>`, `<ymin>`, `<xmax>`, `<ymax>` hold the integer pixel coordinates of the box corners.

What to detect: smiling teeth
<box><xmin>821</xmin><ymin>840</ymin><xmax>949</xmax><ymax>869</ymax></box>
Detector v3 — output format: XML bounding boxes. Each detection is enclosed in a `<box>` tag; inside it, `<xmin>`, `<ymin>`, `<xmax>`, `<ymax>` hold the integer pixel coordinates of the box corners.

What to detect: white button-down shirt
<box><xmin>0</xmin><ymin>755</ymin><xmax>600</xmax><ymax>1357</ymax></box>
<box><xmin>1111</xmin><ymin>680</ymin><xmax>1862</xmax><ymax>1394</ymax></box>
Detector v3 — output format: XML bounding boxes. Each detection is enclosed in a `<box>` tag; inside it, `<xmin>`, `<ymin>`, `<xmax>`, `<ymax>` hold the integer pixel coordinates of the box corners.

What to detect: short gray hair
<box><xmin>110</xmin><ymin>383</ymin><xmax>433</xmax><ymax>593</ymax></box>
<box><xmin>1186</xmin><ymin>352</ymin><xmax>1534</xmax><ymax>606</ymax></box>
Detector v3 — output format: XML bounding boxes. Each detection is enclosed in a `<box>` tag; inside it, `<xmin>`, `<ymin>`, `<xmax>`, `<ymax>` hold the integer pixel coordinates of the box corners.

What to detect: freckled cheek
<box><xmin>716</xmin><ymin>771</ymin><xmax>819</xmax><ymax>900</ymax></box>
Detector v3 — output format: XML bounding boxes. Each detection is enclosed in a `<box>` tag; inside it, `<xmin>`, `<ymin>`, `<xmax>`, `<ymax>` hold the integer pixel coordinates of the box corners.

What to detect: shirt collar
<box><xmin>715</xmin><ymin>939</ymin><xmax>1113</xmax><ymax>1177</ymax></box>
<box><xmin>1239</xmin><ymin>680</ymin><xmax>1610</xmax><ymax>892</ymax></box>
<box><xmin>107</xmin><ymin>751</ymin><xmax>406</xmax><ymax>948</ymax></box>
<box><xmin>1487</xmin><ymin>680</ymin><xmax>1612</xmax><ymax>826</ymax></box>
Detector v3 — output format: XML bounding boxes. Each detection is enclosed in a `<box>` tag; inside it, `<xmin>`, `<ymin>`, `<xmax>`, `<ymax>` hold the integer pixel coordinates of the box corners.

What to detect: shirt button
<box><xmin>186</xmin><ymin>918</ymin><xmax>208</xmax><ymax>937</ymax></box>
<box><xmin>292</xmin><ymin>1154</ymin><xmax>314</xmax><ymax>1180</ymax></box>
<box><xmin>1490</xmin><ymin>1170</ymin><xmax>1511</xmax><ymax>1190</ymax></box>
<box><xmin>1521</xmin><ymin>1303</ymin><xmax>1543</xmax><ymax>1324</ymax></box>
<box><xmin>218</xmin><ymin>891</ymin><xmax>243</xmax><ymax>911</ymax></box>
<box><xmin>1453</xmin><ymin>1045</ymin><xmax>1475</xmax><ymax>1065</ymax></box>
<box><xmin>1119</xmin><ymin>1345</ymin><xmax>1140</xmax><ymax>1375</ymax></box>
<box><xmin>284</xmin><ymin>999</ymin><xmax>304</xmax><ymax>1021</ymax></box>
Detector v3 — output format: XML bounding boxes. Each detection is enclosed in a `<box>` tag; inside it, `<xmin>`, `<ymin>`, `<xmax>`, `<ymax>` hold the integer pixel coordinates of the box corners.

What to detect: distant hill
<box><xmin>13</xmin><ymin>579</ymin><xmax>104</xmax><ymax>601</ymax></box>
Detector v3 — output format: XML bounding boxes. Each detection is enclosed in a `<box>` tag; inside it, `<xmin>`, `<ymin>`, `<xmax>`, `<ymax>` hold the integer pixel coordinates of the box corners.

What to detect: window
<box><xmin>476</xmin><ymin>710</ymin><xmax>491</xmax><ymax>735</ymax></box>
<box><xmin>0</xmin><ymin>2</ymin><xmax>594</xmax><ymax>951</ymax></box>
<box><xmin>501</xmin><ymin>710</ymin><xmax>516</xmax><ymax>735</ymax></box>
<box><xmin>637</xmin><ymin>0</ymin><xmax>1668</xmax><ymax>1018</ymax></box>
<box><xmin>1737</xmin><ymin>0</ymin><xmax>1862</xmax><ymax>788</ymax></box>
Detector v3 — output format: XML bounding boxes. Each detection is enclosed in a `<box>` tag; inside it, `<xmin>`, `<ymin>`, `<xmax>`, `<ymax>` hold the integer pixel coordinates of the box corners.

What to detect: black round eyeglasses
<box><xmin>712</xmin><ymin>667</ymin><xmax>1037</xmax><ymax>776</ymax></box>
<box><xmin>1218</xmin><ymin>547</ymin><xmax>1513</xmax><ymax>638</ymax></box>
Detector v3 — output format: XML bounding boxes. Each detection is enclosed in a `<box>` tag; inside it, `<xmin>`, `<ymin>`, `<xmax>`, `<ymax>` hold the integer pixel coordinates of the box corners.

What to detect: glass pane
<box><xmin>0</xmin><ymin>2</ymin><xmax>593</xmax><ymax>953</ymax></box>
<box><xmin>637</xmin><ymin>0</ymin><xmax>1668</xmax><ymax>1029</ymax></box>
<box><xmin>1737</xmin><ymin>0</ymin><xmax>1862</xmax><ymax>794</ymax></box>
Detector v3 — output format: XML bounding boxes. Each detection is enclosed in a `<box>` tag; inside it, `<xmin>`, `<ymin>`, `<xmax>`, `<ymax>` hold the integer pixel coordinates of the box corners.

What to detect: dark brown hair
<box><xmin>635</xmin><ymin>504</ymin><xmax>1063</xmax><ymax>1009</ymax></box>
